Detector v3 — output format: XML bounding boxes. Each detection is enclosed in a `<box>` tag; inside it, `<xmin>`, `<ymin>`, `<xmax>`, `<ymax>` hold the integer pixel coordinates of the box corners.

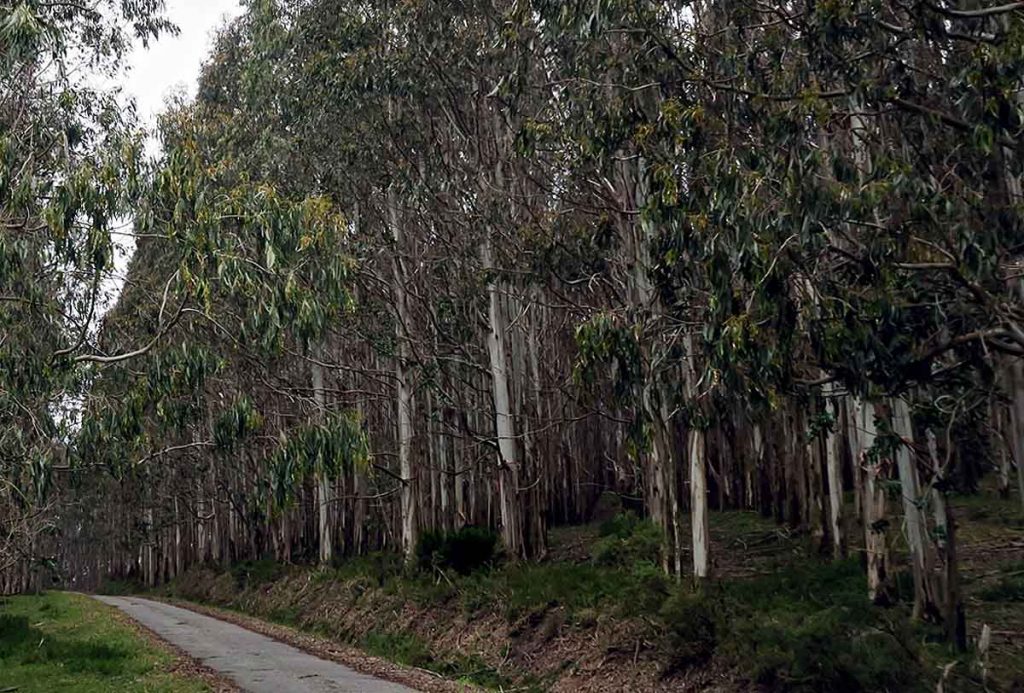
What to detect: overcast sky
<box><xmin>102</xmin><ymin>0</ymin><xmax>244</xmax><ymax>307</ymax></box>
<box><xmin>125</xmin><ymin>0</ymin><xmax>245</xmax><ymax>153</ymax></box>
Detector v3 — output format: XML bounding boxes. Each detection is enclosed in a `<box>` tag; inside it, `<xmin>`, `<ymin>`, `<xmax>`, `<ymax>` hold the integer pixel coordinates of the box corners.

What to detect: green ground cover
<box><xmin>0</xmin><ymin>591</ymin><xmax>210</xmax><ymax>693</ymax></box>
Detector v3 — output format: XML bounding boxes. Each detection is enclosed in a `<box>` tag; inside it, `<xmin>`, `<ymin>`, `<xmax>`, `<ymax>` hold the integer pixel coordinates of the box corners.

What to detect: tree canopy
<box><xmin>5</xmin><ymin>0</ymin><xmax>1024</xmax><ymax>669</ymax></box>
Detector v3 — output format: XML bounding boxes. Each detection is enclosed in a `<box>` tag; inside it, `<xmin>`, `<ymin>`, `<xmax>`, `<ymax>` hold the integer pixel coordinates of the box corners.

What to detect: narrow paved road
<box><xmin>94</xmin><ymin>595</ymin><xmax>417</xmax><ymax>693</ymax></box>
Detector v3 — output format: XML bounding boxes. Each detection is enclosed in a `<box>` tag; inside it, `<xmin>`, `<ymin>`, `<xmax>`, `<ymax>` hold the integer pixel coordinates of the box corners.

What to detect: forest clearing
<box><xmin>3</xmin><ymin>0</ymin><xmax>1024</xmax><ymax>690</ymax></box>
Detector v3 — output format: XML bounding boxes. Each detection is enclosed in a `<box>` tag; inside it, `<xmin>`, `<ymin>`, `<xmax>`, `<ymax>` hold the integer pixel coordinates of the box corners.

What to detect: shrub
<box><xmin>416</xmin><ymin>526</ymin><xmax>498</xmax><ymax>575</ymax></box>
<box><xmin>598</xmin><ymin>509</ymin><xmax>643</xmax><ymax>538</ymax></box>
<box><xmin>728</xmin><ymin>607</ymin><xmax>919</xmax><ymax>691</ymax></box>
<box><xmin>592</xmin><ymin>511</ymin><xmax>661</xmax><ymax>567</ymax></box>
<box><xmin>660</xmin><ymin>590</ymin><xmax>717</xmax><ymax>670</ymax></box>
<box><xmin>330</xmin><ymin>551</ymin><xmax>404</xmax><ymax>586</ymax></box>
<box><xmin>715</xmin><ymin>559</ymin><xmax>922</xmax><ymax>691</ymax></box>
<box><xmin>230</xmin><ymin>558</ymin><xmax>285</xmax><ymax>588</ymax></box>
<box><xmin>95</xmin><ymin>579</ymin><xmax>141</xmax><ymax>596</ymax></box>
<box><xmin>0</xmin><ymin>614</ymin><xmax>32</xmax><ymax>648</ymax></box>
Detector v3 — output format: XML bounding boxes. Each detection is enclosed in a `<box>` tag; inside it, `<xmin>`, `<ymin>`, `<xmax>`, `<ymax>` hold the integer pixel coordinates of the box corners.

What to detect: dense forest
<box><xmin>4</xmin><ymin>0</ymin><xmax>1024</xmax><ymax>687</ymax></box>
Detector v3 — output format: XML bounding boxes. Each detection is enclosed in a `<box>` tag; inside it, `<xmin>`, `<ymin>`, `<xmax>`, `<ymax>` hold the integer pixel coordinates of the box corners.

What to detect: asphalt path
<box><xmin>94</xmin><ymin>595</ymin><xmax>417</xmax><ymax>693</ymax></box>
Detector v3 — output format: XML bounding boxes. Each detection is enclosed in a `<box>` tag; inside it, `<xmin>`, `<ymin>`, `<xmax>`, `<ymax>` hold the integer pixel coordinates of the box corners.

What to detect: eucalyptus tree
<box><xmin>618</xmin><ymin>0</ymin><xmax>1024</xmax><ymax>645</ymax></box>
<box><xmin>499</xmin><ymin>0</ymin><xmax>1024</xmax><ymax>644</ymax></box>
<box><xmin>0</xmin><ymin>0</ymin><xmax>175</xmax><ymax>592</ymax></box>
<box><xmin>40</xmin><ymin>0</ymin><xmax>1024</xmax><ymax>656</ymax></box>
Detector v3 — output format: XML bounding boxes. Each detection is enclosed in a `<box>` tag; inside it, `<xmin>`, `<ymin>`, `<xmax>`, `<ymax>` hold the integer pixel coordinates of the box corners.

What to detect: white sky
<box><xmin>102</xmin><ymin>0</ymin><xmax>244</xmax><ymax>308</ymax></box>
<box><xmin>57</xmin><ymin>1</ymin><xmax>246</xmax><ymax>430</ymax></box>
<box><xmin>126</xmin><ymin>0</ymin><xmax>245</xmax><ymax>155</ymax></box>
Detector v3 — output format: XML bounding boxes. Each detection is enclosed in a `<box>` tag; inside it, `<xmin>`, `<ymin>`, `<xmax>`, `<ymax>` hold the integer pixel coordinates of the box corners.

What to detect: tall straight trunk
<box><xmin>684</xmin><ymin>335</ymin><xmax>709</xmax><ymax>579</ymax></box>
<box><xmin>1012</xmin><ymin>360</ymin><xmax>1024</xmax><ymax>513</ymax></box>
<box><xmin>942</xmin><ymin>499</ymin><xmax>967</xmax><ymax>650</ymax></box>
<box><xmin>482</xmin><ymin>235</ymin><xmax>524</xmax><ymax>558</ymax></box>
<box><xmin>792</xmin><ymin>406</ymin><xmax>809</xmax><ymax>528</ymax></box>
<box><xmin>387</xmin><ymin>184</ymin><xmax>418</xmax><ymax>561</ymax></box>
<box><xmin>654</xmin><ymin>400</ymin><xmax>681</xmax><ymax>577</ymax></box>
<box><xmin>481</xmin><ymin>108</ymin><xmax>526</xmax><ymax>557</ymax></box>
<box><xmin>994</xmin><ymin>400</ymin><xmax>1012</xmax><ymax>498</ymax></box>
<box><xmin>454</xmin><ymin>400</ymin><xmax>466</xmax><ymax>527</ymax></box>
<box><xmin>805</xmin><ymin>423</ymin><xmax>827</xmax><ymax>549</ymax></box>
<box><xmin>892</xmin><ymin>397</ymin><xmax>938</xmax><ymax>620</ymax></box>
<box><xmin>753</xmin><ymin>422</ymin><xmax>770</xmax><ymax>516</ymax></box>
<box><xmin>439</xmin><ymin>408</ymin><xmax>451</xmax><ymax>533</ymax></box>
<box><xmin>311</xmin><ymin>357</ymin><xmax>333</xmax><ymax>565</ymax></box>
<box><xmin>826</xmin><ymin>392</ymin><xmax>846</xmax><ymax>557</ymax></box>
<box><xmin>353</xmin><ymin>397</ymin><xmax>368</xmax><ymax>553</ymax></box>
<box><xmin>643</xmin><ymin>384</ymin><xmax>668</xmax><ymax>539</ymax></box>
<box><xmin>426</xmin><ymin>389</ymin><xmax>438</xmax><ymax>531</ymax></box>
<box><xmin>196</xmin><ymin>477</ymin><xmax>207</xmax><ymax>562</ymax></box>
<box><xmin>926</xmin><ymin>428</ymin><xmax>967</xmax><ymax>650</ymax></box>
<box><xmin>925</xmin><ymin>429</ymin><xmax>947</xmax><ymax>548</ymax></box>
<box><xmin>853</xmin><ymin>399</ymin><xmax>891</xmax><ymax>603</ymax></box>
<box><xmin>689</xmin><ymin>427</ymin><xmax>709</xmax><ymax>579</ymax></box>
<box><xmin>999</xmin><ymin>46</ymin><xmax>1024</xmax><ymax>509</ymax></box>
<box><xmin>145</xmin><ymin>507</ymin><xmax>155</xmax><ymax>588</ymax></box>
<box><xmin>173</xmin><ymin>495</ymin><xmax>182</xmax><ymax>577</ymax></box>
<box><xmin>525</xmin><ymin>292</ymin><xmax>548</xmax><ymax>556</ymax></box>
<box><xmin>628</xmin><ymin>154</ymin><xmax>675</xmax><ymax>567</ymax></box>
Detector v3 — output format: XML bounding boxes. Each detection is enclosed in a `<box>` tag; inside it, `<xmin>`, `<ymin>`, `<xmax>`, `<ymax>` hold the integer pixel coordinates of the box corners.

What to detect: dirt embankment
<box><xmin>166</xmin><ymin>565</ymin><xmax>715</xmax><ymax>692</ymax></box>
<box><xmin>159</xmin><ymin>499</ymin><xmax>1024</xmax><ymax>693</ymax></box>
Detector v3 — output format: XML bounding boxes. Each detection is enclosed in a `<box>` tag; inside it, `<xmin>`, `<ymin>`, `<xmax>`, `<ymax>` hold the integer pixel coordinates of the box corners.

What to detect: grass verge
<box><xmin>0</xmin><ymin>591</ymin><xmax>212</xmax><ymax>692</ymax></box>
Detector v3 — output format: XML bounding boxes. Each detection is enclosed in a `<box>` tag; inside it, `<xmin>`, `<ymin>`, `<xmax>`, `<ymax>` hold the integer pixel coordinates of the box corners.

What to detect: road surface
<box><xmin>94</xmin><ymin>595</ymin><xmax>417</xmax><ymax>693</ymax></box>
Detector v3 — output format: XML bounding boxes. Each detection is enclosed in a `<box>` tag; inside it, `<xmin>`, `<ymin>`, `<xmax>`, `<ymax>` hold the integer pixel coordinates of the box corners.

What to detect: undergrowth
<box><xmin>708</xmin><ymin>559</ymin><xmax>924</xmax><ymax>691</ymax></box>
<box><xmin>163</xmin><ymin>509</ymin><xmax>1020</xmax><ymax>691</ymax></box>
<box><xmin>361</xmin><ymin>629</ymin><xmax>532</xmax><ymax>690</ymax></box>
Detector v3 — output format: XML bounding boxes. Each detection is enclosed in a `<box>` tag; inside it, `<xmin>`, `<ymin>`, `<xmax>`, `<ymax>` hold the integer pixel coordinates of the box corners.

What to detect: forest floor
<box><xmin>0</xmin><ymin>591</ymin><xmax>231</xmax><ymax>692</ymax></box>
<box><xmin>143</xmin><ymin>490</ymin><xmax>1023</xmax><ymax>692</ymax></box>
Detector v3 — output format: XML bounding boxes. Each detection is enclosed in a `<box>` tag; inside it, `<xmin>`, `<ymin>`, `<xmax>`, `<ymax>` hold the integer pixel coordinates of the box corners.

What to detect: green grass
<box><xmin>360</xmin><ymin>629</ymin><xmax>538</xmax><ymax>690</ymax></box>
<box><xmin>0</xmin><ymin>592</ymin><xmax>210</xmax><ymax>692</ymax></box>
<box><xmin>977</xmin><ymin>575</ymin><xmax>1024</xmax><ymax>602</ymax></box>
<box><xmin>709</xmin><ymin>559</ymin><xmax>925</xmax><ymax>691</ymax></box>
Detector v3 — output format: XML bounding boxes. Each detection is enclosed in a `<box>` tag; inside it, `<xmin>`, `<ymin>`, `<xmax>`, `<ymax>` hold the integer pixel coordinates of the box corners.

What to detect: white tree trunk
<box><xmin>311</xmin><ymin>357</ymin><xmax>333</xmax><ymax>565</ymax></box>
<box><xmin>855</xmin><ymin>399</ymin><xmax>889</xmax><ymax>602</ymax></box>
<box><xmin>683</xmin><ymin>335</ymin><xmax>709</xmax><ymax>579</ymax></box>
<box><xmin>825</xmin><ymin>392</ymin><xmax>845</xmax><ymax>557</ymax></box>
<box><xmin>387</xmin><ymin>184</ymin><xmax>417</xmax><ymax>561</ymax></box>
<box><xmin>482</xmin><ymin>236</ymin><xmax>523</xmax><ymax>558</ymax></box>
<box><xmin>689</xmin><ymin>427</ymin><xmax>709</xmax><ymax>579</ymax></box>
<box><xmin>892</xmin><ymin>397</ymin><xmax>936</xmax><ymax>618</ymax></box>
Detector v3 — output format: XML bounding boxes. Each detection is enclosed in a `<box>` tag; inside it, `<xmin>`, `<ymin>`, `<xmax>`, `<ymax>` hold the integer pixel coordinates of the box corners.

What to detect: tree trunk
<box><xmin>826</xmin><ymin>393</ymin><xmax>847</xmax><ymax>558</ymax></box>
<box><xmin>482</xmin><ymin>236</ymin><xmax>524</xmax><ymax>559</ymax></box>
<box><xmin>1012</xmin><ymin>360</ymin><xmax>1024</xmax><ymax>514</ymax></box>
<box><xmin>387</xmin><ymin>183</ymin><xmax>418</xmax><ymax>562</ymax></box>
<box><xmin>689</xmin><ymin>427</ymin><xmax>709</xmax><ymax>579</ymax></box>
<box><xmin>892</xmin><ymin>397</ymin><xmax>939</xmax><ymax>620</ymax></box>
<box><xmin>855</xmin><ymin>399</ymin><xmax>892</xmax><ymax>603</ymax></box>
<box><xmin>311</xmin><ymin>357</ymin><xmax>333</xmax><ymax>565</ymax></box>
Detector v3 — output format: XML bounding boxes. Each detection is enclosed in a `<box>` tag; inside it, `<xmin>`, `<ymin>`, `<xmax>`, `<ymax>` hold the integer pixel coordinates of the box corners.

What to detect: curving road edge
<box><xmin>93</xmin><ymin>595</ymin><xmax>418</xmax><ymax>693</ymax></box>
